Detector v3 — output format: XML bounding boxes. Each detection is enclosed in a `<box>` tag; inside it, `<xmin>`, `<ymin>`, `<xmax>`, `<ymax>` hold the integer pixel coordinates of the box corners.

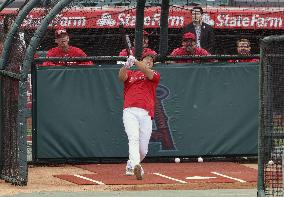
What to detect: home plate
<box><xmin>186</xmin><ymin>176</ymin><xmax>217</xmax><ymax>180</ymax></box>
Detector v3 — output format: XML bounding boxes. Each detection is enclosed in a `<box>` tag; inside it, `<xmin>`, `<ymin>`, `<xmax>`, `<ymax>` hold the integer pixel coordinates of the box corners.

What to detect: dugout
<box><xmin>34</xmin><ymin>28</ymin><xmax>284</xmax><ymax>58</ymax></box>
<box><xmin>22</xmin><ymin>5</ymin><xmax>282</xmax><ymax>59</ymax></box>
<box><xmin>1</xmin><ymin>2</ymin><xmax>283</xmax><ymax>60</ymax></box>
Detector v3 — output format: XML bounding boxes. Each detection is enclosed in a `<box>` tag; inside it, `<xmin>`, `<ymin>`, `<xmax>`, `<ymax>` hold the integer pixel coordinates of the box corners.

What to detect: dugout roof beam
<box><xmin>159</xmin><ymin>0</ymin><xmax>169</xmax><ymax>62</ymax></box>
<box><xmin>134</xmin><ymin>0</ymin><xmax>146</xmax><ymax>60</ymax></box>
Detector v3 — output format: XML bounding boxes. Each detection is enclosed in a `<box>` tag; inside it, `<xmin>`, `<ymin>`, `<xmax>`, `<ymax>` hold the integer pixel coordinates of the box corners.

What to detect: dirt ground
<box><xmin>0</xmin><ymin>163</ymin><xmax>258</xmax><ymax>196</ymax></box>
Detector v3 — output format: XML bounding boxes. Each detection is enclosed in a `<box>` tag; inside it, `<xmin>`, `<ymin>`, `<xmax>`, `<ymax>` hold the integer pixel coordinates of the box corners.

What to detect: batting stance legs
<box><xmin>123</xmin><ymin>107</ymin><xmax>152</xmax><ymax>175</ymax></box>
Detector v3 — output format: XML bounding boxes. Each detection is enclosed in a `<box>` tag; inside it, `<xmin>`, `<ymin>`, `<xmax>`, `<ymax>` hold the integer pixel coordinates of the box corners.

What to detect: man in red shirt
<box><xmin>118</xmin><ymin>30</ymin><xmax>157</xmax><ymax>58</ymax></box>
<box><xmin>118</xmin><ymin>51</ymin><xmax>160</xmax><ymax>180</ymax></box>
<box><xmin>43</xmin><ymin>29</ymin><xmax>93</xmax><ymax>66</ymax></box>
<box><xmin>228</xmin><ymin>38</ymin><xmax>259</xmax><ymax>63</ymax></box>
<box><xmin>170</xmin><ymin>32</ymin><xmax>210</xmax><ymax>63</ymax></box>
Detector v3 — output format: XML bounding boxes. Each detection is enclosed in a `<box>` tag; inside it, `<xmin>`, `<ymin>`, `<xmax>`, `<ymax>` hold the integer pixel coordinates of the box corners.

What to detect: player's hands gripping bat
<box><xmin>125</xmin><ymin>55</ymin><xmax>136</xmax><ymax>68</ymax></box>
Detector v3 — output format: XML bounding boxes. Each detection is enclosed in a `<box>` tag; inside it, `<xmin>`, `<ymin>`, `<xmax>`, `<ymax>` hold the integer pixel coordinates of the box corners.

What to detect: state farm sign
<box><xmin>96</xmin><ymin>12</ymin><xmax>184</xmax><ymax>27</ymax></box>
<box><xmin>215</xmin><ymin>13</ymin><xmax>282</xmax><ymax>29</ymax></box>
<box><xmin>22</xmin><ymin>14</ymin><xmax>86</xmax><ymax>28</ymax></box>
<box><xmin>13</xmin><ymin>7</ymin><xmax>284</xmax><ymax>29</ymax></box>
<box><xmin>118</xmin><ymin>13</ymin><xmax>184</xmax><ymax>27</ymax></box>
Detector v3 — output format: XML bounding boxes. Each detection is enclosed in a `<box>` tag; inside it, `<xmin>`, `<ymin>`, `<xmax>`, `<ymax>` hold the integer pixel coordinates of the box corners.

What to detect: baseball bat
<box><xmin>125</xmin><ymin>34</ymin><xmax>133</xmax><ymax>56</ymax></box>
<box><xmin>119</xmin><ymin>23</ymin><xmax>133</xmax><ymax>56</ymax></box>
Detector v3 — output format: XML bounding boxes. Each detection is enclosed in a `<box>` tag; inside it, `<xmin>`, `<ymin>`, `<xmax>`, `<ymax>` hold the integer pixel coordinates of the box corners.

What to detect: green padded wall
<box><xmin>34</xmin><ymin>62</ymin><xmax>259</xmax><ymax>160</ymax></box>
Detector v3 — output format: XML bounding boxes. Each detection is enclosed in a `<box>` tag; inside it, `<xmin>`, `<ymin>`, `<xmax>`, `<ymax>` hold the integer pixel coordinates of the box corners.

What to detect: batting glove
<box><xmin>127</xmin><ymin>55</ymin><xmax>136</xmax><ymax>66</ymax></box>
<box><xmin>124</xmin><ymin>61</ymin><xmax>132</xmax><ymax>69</ymax></box>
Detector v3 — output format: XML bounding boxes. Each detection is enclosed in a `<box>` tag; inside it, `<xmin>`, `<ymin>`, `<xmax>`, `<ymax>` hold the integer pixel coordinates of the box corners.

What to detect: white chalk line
<box><xmin>211</xmin><ymin>172</ymin><xmax>246</xmax><ymax>183</ymax></box>
<box><xmin>153</xmin><ymin>172</ymin><xmax>187</xmax><ymax>184</ymax></box>
<box><xmin>74</xmin><ymin>174</ymin><xmax>105</xmax><ymax>185</ymax></box>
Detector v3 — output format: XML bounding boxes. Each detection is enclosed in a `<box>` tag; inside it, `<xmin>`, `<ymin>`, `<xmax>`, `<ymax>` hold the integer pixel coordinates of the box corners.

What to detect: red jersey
<box><xmin>43</xmin><ymin>46</ymin><xmax>93</xmax><ymax>66</ymax></box>
<box><xmin>170</xmin><ymin>47</ymin><xmax>210</xmax><ymax>63</ymax></box>
<box><xmin>119</xmin><ymin>47</ymin><xmax>157</xmax><ymax>57</ymax></box>
<box><xmin>124</xmin><ymin>70</ymin><xmax>160</xmax><ymax>118</ymax></box>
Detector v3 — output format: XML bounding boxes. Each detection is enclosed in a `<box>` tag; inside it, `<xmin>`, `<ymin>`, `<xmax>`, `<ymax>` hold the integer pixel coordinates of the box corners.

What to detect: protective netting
<box><xmin>0</xmin><ymin>13</ymin><xmax>30</xmax><ymax>186</ymax></box>
<box><xmin>0</xmin><ymin>76</ymin><xmax>25</xmax><ymax>185</ymax></box>
<box><xmin>259</xmin><ymin>36</ymin><xmax>284</xmax><ymax>197</ymax></box>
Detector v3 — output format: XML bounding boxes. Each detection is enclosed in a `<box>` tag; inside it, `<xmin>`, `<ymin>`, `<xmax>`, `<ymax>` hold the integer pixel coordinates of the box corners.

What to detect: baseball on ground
<box><xmin>174</xmin><ymin>157</ymin><xmax>180</xmax><ymax>163</ymax></box>
<box><xmin>198</xmin><ymin>157</ymin><xmax>203</xmax><ymax>163</ymax></box>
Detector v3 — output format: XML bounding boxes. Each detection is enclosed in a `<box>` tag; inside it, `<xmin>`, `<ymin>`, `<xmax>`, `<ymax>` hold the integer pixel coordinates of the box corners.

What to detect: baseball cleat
<box><xmin>134</xmin><ymin>164</ymin><xmax>143</xmax><ymax>180</ymax></box>
<box><xmin>125</xmin><ymin>166</ymin><xmax>134</xmax><ymax>176</ymax></box>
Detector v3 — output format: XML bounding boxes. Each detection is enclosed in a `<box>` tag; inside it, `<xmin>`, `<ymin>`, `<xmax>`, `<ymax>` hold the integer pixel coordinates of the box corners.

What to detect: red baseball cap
<box><xmin>142</xmin><ymin>50</ymin><xmax>157</xmax><ymax>60</ymax></box>
<box><xmin>55</xmin><ymin>29</ymin><xmax>68</xmax><ymax>39</ymax></box>
<box><xmin>182</xmin><ymin>32</ymin><xmax>196</xmax><ymax>41</ymax></box>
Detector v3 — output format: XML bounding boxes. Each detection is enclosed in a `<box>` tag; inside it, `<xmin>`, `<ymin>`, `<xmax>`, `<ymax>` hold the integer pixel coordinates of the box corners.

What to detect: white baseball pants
<box><xmin>123</xmin><ymin>107</ymin><xmax>152</xmax><ymax>169</ymax></box>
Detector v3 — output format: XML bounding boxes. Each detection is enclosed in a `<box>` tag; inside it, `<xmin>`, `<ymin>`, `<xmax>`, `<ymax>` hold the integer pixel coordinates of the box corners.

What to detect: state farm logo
<box><xmin>96</xmin><ymin>13</ymin><xmax>116</xmax><ymax>26</ymax></box>
<box><xmin>203</xmin><ymin>13</ymin><xmax>214</xmax><ymax>26</ymax></box>
<box><xmin>57</xmin><ymin>16</ymin><xmax>86</xmax><ymax>27</ymax></box>
<box><xmin>216</xmin><ymin>14</ymin><xmax>282</xmax><ymax>28</ymax></box>
<box><xmin>117</xmin><ymin>13</ymin><xmax>184</xmax><ymax>27</ymax></box>
<box><xmin>23</xmin><ymin>14</ymin><xmax>86</xmax><ymax>27</ymax></box>
<box><xmin>22</xmin><ymin>15</ymin><xmax>44</xmax><ymax>27</ymax></box>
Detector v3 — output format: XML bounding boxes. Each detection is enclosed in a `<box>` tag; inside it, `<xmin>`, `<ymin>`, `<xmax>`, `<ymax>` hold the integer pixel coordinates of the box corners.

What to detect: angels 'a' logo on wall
<box><xmin>151</xmin><ymin>84</ymin><xmax>176</xmax><ymax>151</ymax></box>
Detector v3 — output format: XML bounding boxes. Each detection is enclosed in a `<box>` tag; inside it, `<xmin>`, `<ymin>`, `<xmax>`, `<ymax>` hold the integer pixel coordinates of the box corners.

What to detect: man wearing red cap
<box><xmin>119</xmin><ymin>30</ymin><xmax>157</xmax><ymax>59</ymax></box>
<box><xmin>43</xmin><ymin>29</ymin><xmax>93</xmax><ymax>66</ymax></box>
<box><xmin>118</xmin><ymin>51</ymin><xmax>160</xmax><ymax>180</ymax></box>
<box><xmin>170</xmin><ymin>32</ymin><xmax>210</xmax><ymax>63</ymax></box>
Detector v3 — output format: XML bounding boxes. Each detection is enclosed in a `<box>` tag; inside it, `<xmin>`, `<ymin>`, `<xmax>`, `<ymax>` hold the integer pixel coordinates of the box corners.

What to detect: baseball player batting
<box><xmin>118</xmin><ymin>51</ymin><xmax>160</xmax><ymax>180</ymax></box>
